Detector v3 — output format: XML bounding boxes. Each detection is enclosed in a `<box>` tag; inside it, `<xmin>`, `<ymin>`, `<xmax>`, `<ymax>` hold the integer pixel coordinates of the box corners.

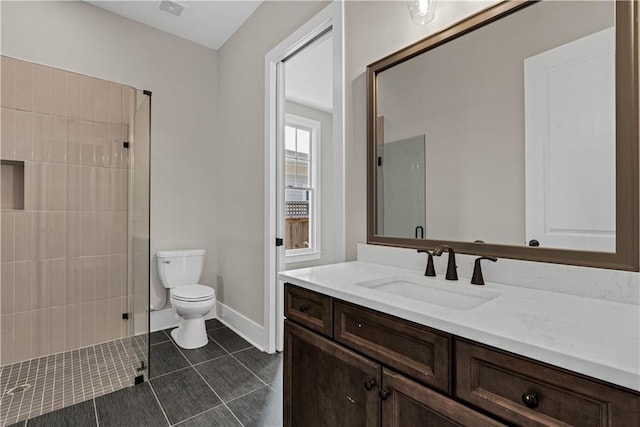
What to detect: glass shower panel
<box><xmin>127</xmin><ymin>91</ymin><xmax>151</xmax><ymax>380</ymax></box>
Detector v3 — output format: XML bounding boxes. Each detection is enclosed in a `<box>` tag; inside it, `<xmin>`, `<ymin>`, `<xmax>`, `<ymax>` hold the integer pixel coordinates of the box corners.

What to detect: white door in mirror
<box><xmin>525</xmin><ymin>27</ymin><xmax>615</xmax><ymax>252</ymax></box>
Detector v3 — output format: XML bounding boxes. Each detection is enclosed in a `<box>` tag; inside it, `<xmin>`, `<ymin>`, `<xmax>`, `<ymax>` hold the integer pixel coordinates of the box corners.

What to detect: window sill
<box><xmin>285</xmin><ymin>250</ymin><xmax>322</xmax><ymax>263</ymax></box>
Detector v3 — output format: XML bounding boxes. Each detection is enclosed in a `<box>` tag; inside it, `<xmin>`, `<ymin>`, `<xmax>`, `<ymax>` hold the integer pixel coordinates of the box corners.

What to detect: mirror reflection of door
<box><xmin>377</xmin><ymin>134</ymin><xmax>427</xmax><ymax>239</ymax></box>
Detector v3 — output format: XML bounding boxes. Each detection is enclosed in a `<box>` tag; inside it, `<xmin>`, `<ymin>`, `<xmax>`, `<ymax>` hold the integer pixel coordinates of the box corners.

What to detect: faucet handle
<box><xmin>417</xmin><ymin>249</ymin><xmax>436</xmax><ymax>276</ymax></box>
<box><xmin>471</xmin><ymin>257</ymin><xmax>497</xmax><ymax>286</ymax></box>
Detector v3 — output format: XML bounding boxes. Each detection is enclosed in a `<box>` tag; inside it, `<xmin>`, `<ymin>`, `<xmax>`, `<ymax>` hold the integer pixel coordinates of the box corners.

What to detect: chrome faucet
<box><xmin>432</xmin><ymin>245</ymin><xmax>458</xmax><ymax>280</ymax></box>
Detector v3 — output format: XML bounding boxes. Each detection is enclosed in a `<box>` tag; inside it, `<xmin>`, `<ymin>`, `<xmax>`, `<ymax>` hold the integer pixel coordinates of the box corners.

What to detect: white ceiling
<box><xmin>86</xmin><ymin>1</ymin><xmax>263</xmax><ymax>50</ymax></box>
<box><xmin>285</xmin><ymin>34</ymin><xmax>333</xmax><ymax>112</ymax></box>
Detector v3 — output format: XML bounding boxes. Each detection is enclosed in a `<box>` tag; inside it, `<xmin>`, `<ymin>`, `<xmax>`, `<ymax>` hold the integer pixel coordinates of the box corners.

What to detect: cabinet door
<box><xmin>381</xmin><ymin>369</ymin><xmax>505</xmax><ymax>427</ymax></box>
<box><xmin>284</xmin><ymin>320</ymin><xmax>381</xmax><ymax>427</ymax></box>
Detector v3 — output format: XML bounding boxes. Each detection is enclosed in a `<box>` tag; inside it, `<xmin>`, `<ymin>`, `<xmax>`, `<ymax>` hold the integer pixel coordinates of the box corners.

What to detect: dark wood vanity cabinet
<box><xmin>283</xmin><ymin>284</ymin><xmax>640</xmax><ymax>427</ymax></box>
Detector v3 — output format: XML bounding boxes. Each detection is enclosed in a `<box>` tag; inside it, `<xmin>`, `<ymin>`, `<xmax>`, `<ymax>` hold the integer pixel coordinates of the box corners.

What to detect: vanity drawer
<box><xmin>334</xmin><ymin>301</ymin><xmax>452</xmax><ymax>394</ymax></box>
<box><xmin>284</xmin><ymin>284</ymin><xmax>333</xmax><ymax>337</ymax></box>
<box><xmin>455</xmin><ymin>340</ymin><xmax>640</xmax><ymax>427</ymax></box>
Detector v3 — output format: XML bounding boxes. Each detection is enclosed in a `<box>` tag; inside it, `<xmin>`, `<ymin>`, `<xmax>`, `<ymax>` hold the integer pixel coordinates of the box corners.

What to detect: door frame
<box><xmin>263</xmin><ymin>1</ymin><xmax>344</xmax><ymax>353</ymax></box>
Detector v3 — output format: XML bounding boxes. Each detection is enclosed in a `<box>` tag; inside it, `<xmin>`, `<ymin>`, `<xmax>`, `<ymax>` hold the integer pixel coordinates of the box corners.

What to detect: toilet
<box><xmin>156</xmin><ymin>249</ymin><xmax>215</xmax><ymax>349</ymax></box>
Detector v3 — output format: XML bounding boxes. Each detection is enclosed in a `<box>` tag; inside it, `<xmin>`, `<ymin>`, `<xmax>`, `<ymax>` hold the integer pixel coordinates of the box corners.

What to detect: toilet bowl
<box><xmin>157</xmin><ymin>250</ymin><xmax>215</xmax><ymax>349</ymax></box>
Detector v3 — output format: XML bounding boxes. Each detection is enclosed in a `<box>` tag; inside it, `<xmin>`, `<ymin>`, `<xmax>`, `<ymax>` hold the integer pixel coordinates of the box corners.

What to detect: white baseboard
<box><xmin>149</xmin><ymin>306</ymin><xmax>216</xmax><ymax>333</ymax></box>
<box><xmin>216</xmin><ymin>302</ymin><xmax>266</xmax><ymax>352</ymax></box>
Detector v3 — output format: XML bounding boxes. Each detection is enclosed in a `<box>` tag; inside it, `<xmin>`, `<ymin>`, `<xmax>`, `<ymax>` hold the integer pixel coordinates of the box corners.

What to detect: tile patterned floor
<box><xmin>6</xmin><ymin>320</ymin><xmax>284</xmax><ymax>427</ymax></box>
<box><xmin>0</xmin><ymin>338</ymin><xmax>141</xmax><ymax>426</ymax></box>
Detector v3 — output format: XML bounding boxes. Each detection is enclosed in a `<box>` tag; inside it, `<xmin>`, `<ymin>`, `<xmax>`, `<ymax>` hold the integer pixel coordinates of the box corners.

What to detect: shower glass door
<box><xmin>127</xmin><ymin>90</ymin><xmax>151</xmax><ymax>380</ymax></box>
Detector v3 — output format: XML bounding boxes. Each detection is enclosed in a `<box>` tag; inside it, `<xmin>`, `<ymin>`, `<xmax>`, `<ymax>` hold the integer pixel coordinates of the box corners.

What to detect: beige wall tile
<box><xmin>80</xmin><ymin>256</ymin><xmax>95</xmax><ymax>302</ymax></box>
<box><xmin>107</xmin><ymin>297</ymin><xmax>122</xmax><ymax>341</ymax></box>
<box><xmin>50</xmin><ymin>116</ymin><xmax>67</xmax><ymax>164</ymax></box>
<box><xmin>0</xmin><ymin>313</ymin><xmax>15</xmax><ymax>364</ymax></box>
<box><xmin>2</xmin><ymin>56</ymin><xmax>17</xmax><ymax>108</ymax></box>
<box><xmin>13</xmin><ymin>310</ymin><xmax>33</xmax><ymax>361</ymax></box>
<box><xmin>81</xmin><ymin>76</ymin><xmax>95</xmax><ymax>121</ymax></box>
<box><xmin>14</xmin><ymin>261</ymin><xmax>33</xmax><ymax>312</ymax></box>
<box><xmin>49</xmin><ymin>306</ymin><xmax>66</xmax><ymax>354</ymax></box>
<box><xmin>108</xmin><ymin>82</ymin><xmax>122</xmax><ymax>124</ymax></box>
<box><xmin>118</xmin><ymin>296</ymin><xmax>127</xmax><ymax>337</ymax></box>
<box><xmin>95</xmin><ymin>255</ymin><xmax>109</xmax><ymax>300</ymax></box>
<box><xmin>1</xmin><ymin>262</ymin><xmax>15</xmax><ymax>314</ymax></box>
<box><xmin>15</xmin><ymin>110</ymin><xmax>33</xmax><ymax>161</ymax></box>
<box><xmin>50</xmin><ymin>163</ymin><xmax>67</xmax><ymax>211</ymax></box>
<box><xmin>66</xmin><ymin>165</ymin><xmax>81</xmax><ymax>212</ymax></box>
<box><xmin>107</xmin><ymin>255</ymin><xmax>122</xmax><ymax>299</ymax></box>
<box><xmin>79</xmin><ymin>120</ymin><xmax>95</xmax><ymax>167</ymax></box>
<box><xmin>31</xmin><ymin>308</ymin><xmax>50</xmax><ymax>357</ymax></box>
<box><xmin>49</xmin><ymin>258</ymin><xmax>66</xmax><ymax>308</ymax></box>
<box><xmin>2</xmin><ymin>212</ymin><xmax>15</xmax><ymax>262</ymax></box>
<box><xmin>95</xmin><ymin>212</ymin><xmax>109</xmax><ymax>256</ymax></box>
<box><xmin>15</xmin><ymin>59</ymin><xmax>33</xmax><ymax>111</ymax></box>
<box><xmin>95</xmin><ymin>168</ymin><xmax>110</xmax><ymax>212</ymax></box>
<box><xmin>65</xmin><ymin>303</ymin><xmax>80</xmax><ymax>350</ymax></box>
<box><xmin>79</xmin><ymin>301</ymin><xmax>95</xmax><ymax>347</ymax></box>
<box><xmin>14</xmin><ymin>211</ymin><xmax>33</xmax><ymax>261</ymax></box>
<box><xmin>95</xmin><ymin>79</ymin><xmax>109</xmax><ymax>123</ymax></box>
<box><xmin>119</xmin><ymin>169</ymin><xmax>128</xmax><ymax>211</ymax></box>
<box><xmin>48</xmin><ymin>211</ymin><xmax>66</xmax><ymax>258</ymax></box>
<box><xmin>32</xmin><ymin>211</ymin><xmax>48</xmax><ymax>260</ymax></box>
<box><xmin>81</xmin><ymin>212</ymin><xmax>95</xmax><ymax>256</ymax></box>
<box><xmin>33</xmin><ymin>259</ymin><xmax>49</xmax><ymax>309</ymax></box>
<box><xmin>66</xmin><ymin>73</ymin><xmax>81</xmax><ymax>119</ymax></box>
<box><xmin>95</xmin><ymin>123</ymin><xmax>110</xmax><ymax>168</ymax></box>
<box><xmin>66</xmin><ymin>211</ymin><xmax>81</xmax><ymax>258</ymax></box>
<box><xmin>80</xmin><ymin>166</ymin><xmax>95</xmax><ymax>211</ymax></box>
<box><xmin>94</xmin><ymin>302</ymin><xmax>109</xmax><ymax>344</ymax></box>
<box><xmin>108</xmin><ymin>124</ymin><xmax>123</xmax><ymax>169</ymax></box>
<box><xmin>22</xmin><ymin>161</ymin><xmax>33</xmax><ymax>211</ymax></box>
<box><xmin>33</xmin><ymin>113</ymin><xmax>50</xmax><ymax>162</ymax></box>
<box><xmin>109</xmin><ymin>212</ymin><xmax>124</xmax><ymax>255</ymax></box>
<box><xmin>1</xmin><ymin>107</ymin><xmax>16</xmax><ymax>159</ymax></box>
<box><xmin>122</xmin><ymin>86</ymin><xmax>134</xmax><ymax>126</ymax></box>
<box><xmin>67</xmin><ymin>118</ymin><xmax>80</xmax><ymax>165</ymax></box>
<box><xmin>121</xmin><ymin>124</ymin><xmax>130</xmax><ymax>169</ymax></box>
<box><xmin>32</xmin><ymin>64</ymin><xmax>50</xmax><ymax>114</ymax></box>
<box><xmin>50</xmin><ymin>68</ymin><xmax>66</xmax><ymax>117</ymax></box>
<box><xmin>66</xmin><ymin>258</ymin><xmax>81</xmax><ymax>305</ymax></box>
<box><xmin>32</xmin><ymin>162</ymin><xmax>50</xmax><ymax>211</ymax></box>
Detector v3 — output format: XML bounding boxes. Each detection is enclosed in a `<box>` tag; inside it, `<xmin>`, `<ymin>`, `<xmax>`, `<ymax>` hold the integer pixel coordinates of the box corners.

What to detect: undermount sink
<box><xmin>355</xmin><ymin>275</ymin><xmax>501</xmax><ymax>310</ymax></box>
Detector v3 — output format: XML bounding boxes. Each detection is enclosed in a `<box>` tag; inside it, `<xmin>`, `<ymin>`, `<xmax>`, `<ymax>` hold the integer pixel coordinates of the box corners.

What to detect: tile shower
<box><xmin>0</xmin><ymin>56</ymin><xmax>150</xmax><ymax>426</ymax></box>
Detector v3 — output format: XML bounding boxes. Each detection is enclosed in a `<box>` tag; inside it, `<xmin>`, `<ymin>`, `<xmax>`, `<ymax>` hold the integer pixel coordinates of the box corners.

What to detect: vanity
<box><xmin>281</xmin><ymin>0</ymin><xmax>640</xmax><ymax>425</ymax></box>
<box><xmin>279</xmin><ymin>259</ymin><xmax>640</xmax><ymax>426</ymax></box>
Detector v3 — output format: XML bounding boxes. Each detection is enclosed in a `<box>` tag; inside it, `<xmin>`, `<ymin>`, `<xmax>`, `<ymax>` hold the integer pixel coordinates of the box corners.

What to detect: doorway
<box><xmin>264</xmin><ymin>2</ymin><xmax>344</xmax><ymax>353</ymax></box>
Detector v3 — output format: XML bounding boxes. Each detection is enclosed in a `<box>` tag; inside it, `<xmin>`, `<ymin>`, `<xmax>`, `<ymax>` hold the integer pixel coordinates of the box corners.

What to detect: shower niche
<box><xmin>0</xmin><ymin>160</ymin><xmax>25</xmax><ymax>210</ymax></box>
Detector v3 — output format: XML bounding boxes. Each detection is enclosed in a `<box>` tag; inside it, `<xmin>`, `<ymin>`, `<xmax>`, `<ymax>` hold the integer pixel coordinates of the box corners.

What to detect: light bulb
<box><xmin>407</xmin><ymin>0</ymin><xmax>437</xmax><ymax>25</ymax></box>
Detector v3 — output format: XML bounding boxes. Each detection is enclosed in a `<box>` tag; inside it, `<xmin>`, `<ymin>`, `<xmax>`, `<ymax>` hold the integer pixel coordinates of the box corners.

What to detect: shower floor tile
<box><xmin>0</xmin><ymin>338</ymin><xmax>139</xmax><ymax>427</ymax></box>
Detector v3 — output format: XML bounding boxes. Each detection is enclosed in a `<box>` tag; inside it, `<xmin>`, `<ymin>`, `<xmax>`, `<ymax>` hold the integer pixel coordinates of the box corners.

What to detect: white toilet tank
<box><xmin>157</xmin><ymin>249</ymin><xmax>206</xmax><ymax>289</ymax></box>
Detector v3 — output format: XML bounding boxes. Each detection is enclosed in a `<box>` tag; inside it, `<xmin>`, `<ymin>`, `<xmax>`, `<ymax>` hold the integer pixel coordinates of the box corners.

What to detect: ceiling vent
<box><xmin>157</xmin><ymin>0</ymin><xmax>187</xmax><ymax>19</ymax></box>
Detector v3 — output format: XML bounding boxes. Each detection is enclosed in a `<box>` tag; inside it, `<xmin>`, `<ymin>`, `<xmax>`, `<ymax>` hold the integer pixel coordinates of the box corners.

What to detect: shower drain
<box><xmin>5</xmin><ymin>384</ymin><xmax>32</xmax><ymax>396</ymax></box>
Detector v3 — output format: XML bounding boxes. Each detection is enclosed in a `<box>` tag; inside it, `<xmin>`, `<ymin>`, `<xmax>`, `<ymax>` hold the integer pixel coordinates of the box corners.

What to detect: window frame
<box><xmin>284</xmin><ymin>113</ymin><xmax>322</xmax><ymax>262</ymax></box>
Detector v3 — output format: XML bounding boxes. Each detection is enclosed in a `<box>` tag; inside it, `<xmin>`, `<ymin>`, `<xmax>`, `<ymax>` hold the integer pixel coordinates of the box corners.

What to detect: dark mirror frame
<box><xmin>366</xmin><ymin>0</ymin><xmax>639</xmax><ymax>271</ymax></box>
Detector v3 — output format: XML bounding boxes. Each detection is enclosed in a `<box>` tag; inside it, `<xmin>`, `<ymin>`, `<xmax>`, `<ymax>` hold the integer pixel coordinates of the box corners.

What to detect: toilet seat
<box><xmin>172</xmin><ymin>284</ymin><xmax>215</xmax><ymax>302</ymax></box>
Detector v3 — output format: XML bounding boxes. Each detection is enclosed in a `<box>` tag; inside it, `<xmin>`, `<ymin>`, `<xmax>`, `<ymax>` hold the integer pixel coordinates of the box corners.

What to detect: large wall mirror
<box><xmin>367</xmin><ymin>0</ymin><xmax>639</xmax><ymax>270</ymax></box>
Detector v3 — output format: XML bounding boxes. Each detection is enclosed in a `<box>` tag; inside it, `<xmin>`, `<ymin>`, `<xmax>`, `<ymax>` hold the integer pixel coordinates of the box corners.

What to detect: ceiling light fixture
<box><xmin>407</xmin><ymin>0</ymin><xmax>437</xmax><ymax>25</ymax></box>
<box><xmin>157</xmin><ymin>0</ymin><xmax>187</xmax><ymax>19</ymax></box>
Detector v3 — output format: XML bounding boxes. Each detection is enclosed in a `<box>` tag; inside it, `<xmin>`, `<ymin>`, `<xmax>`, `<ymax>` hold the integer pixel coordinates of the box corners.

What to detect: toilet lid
<box><xmin>172</xmin><ymin>284</ymin><xmax>215</xmax><ymax>302</ymax></box>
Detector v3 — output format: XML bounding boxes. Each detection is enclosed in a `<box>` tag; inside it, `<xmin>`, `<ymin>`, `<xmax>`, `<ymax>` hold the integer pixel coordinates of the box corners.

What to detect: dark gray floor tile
<box><xmin>234</xmin><ymin>348</ymin><xmax>283</xmax><ymax>384</ymax></box>
<box><xmin>168</xmin><ymin>335</ymin><xmax>228</xmax><ymax>365</ymax></box>
<box><xmin>150</xmin><ymin>330</ymin><xmax>170</xmax><ymax>345</ymax></box>
<box><xmin>208</xmin><ymin>327</ymin><xmax>252</xmax><ymax>353</ymax></box>
<box><xmin>269</xmin><ymin>379</ymin><xmax>283</xmax><ymax>395</ymax></box>
<box><xmin>27</xmin><ymin>400</ymin><xmax>97</xmax><ymax>427</ymax></box>
<box><xmin>195</xmin><ymin>355</ymin><xmax>264</xmax><ymax>402</ymax></box>
<box><xmin>95</xmin><ymin>383</ymin><xmax>168</xmax><ymax>427</ymax></box>
<box><xmin>227</xmin><ymin>386</ymin><xmax>283</xmax><ymax>427</ymax></box>
<box><xmin>150</xmin><ymin>368</ymin><xmax>221</xmax><ymax>425</ymax></box>
<box><xmin>175</xmin><ymin>405</ymin><xmax>241</xmax><ymax>427</ymax></box>
<box><xmin>149</xmin><ymin>341</ymin><xmax>190</xmax><ymax>378</ymax></box>
<box><xmin>6</xmin><ymin>421</ymin><xmax>26</xmax><ymax>427</ymax></box>
<box><xmin>205</xmin><ymin>318</ymin><xmax>225</xmax><ymax>331</ymax></box>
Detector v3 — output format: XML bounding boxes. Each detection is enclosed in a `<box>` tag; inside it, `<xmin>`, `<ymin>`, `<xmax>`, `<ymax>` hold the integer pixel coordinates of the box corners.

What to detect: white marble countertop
<box><xmin>278</xmin><ymin>261</ymin><xmax>640</xmax><ymax>392</ymax></box>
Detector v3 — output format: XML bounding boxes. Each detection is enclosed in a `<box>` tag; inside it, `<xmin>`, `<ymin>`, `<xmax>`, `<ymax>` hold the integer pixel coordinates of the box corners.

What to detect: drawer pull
<box><xmin>379</xmin><ymin>388</ymin><xmax>391</xmax><ymax>400</ymax></box>
<box><xmin>364</xmin><ymin>379</ymin><xmax>376</xmax><ymax>391</ymax></box>
<box><xmin>299</xmin><ymin>304</ymin><xmax>310</xmax><ymax>313</ymax></box>
<box><xmin>522</xmin><ymin>392</ymin><xmax>539</xmax><ymax>409</ymax></box>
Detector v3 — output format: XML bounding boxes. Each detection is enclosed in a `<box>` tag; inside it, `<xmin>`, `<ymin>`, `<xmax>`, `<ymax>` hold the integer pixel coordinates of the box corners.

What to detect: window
<box><xmin>284</xmin><ymin>114</ymin><xmax>320</xmax><ymax>261</ymax></box>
